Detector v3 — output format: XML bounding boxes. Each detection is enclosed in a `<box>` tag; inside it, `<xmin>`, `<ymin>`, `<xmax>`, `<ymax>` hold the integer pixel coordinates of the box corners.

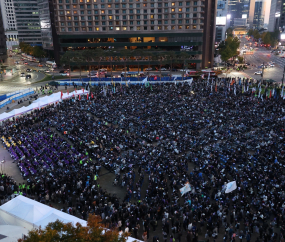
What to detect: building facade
<box><xmin>215</xmin><ymin>0</ymin><xmax>228</xmax><ymax>42</ymax></box>
<box><xmin>253</xmin><ymin>0</ymin><xmax>266</xmax><ymax>29</ymax></box>
<box><xmin>0</xmin><ymin>0</ymin><xmax>19</xmax><ymax>50</ymax></box>
<box><xmin>0</xmin><ymin>4</ymin><xmax>8</xmax><ymax>63</ymax></box>
<box><xmin>227</xmin><ymin>0</ymin><xmax>255</xmax><ymax>27</ymax></box>
<box><xmin>38</xmin><ymin>0</ymin><xmax>54</xmax><ymax>50</ymax></box>
<box><xmin>51</xmin><ymin>0</ymin><xmax>217</xmax><ymax>70</ymax></box>
<box><xmin>13</xmin><ymin>0</ymin><xmax>42</xmax><ymax>45</ymax></box>
<box><xmin>268</xmin><ymin>0</ymin><xmax>281</xmax><ymax>32</ymax></box>
<box><xmin>280</xmin><ymin>0</ymin><xmax>285</xmax><ymax>31</ymax></box>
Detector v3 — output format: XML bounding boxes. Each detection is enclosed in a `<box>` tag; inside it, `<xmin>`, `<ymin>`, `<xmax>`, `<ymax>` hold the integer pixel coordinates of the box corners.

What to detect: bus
<box><xmin>21</xmin><ymin>53</ymin><xmax>33</xmax><ymax>61</ymax></box>
<box><xmin>202</xmin><ymin>70</ymin><xmax>218</xmax><ymax>78</ymax></box>
<box><xmin>46</xmin><ymin>61</ymin><xmax>57</xmax><ymax>69</ymax></box>
<box><xmin>121</xmin><ymin>71</ymin><xmax>145</xmax><ymax>77</ymax></box>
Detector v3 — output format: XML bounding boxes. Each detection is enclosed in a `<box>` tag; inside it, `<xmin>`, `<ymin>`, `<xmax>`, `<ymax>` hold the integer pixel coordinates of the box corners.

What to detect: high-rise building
<box><xmin>38</xmin><ymin>0</ymin><xmax>54</xmax><ymax>51</ymax></box>
<box><xmin>13</xmin><ymin>0</ymin><xmax>42</xmax><ymax>45</ymax></box>
<box><xmin>0</xmin><ymin>0</ymin><xmax>19</xmax><ymax>50</ymax></box>
<box><xmin>0</xmin><ymin>4</ymin><xmax>7</xmax><ymax>63</ymax></box>
<box><xmin>215</xmin><ymin>0</ymin><xmax>228</xmax><ymax>42</ymax></box>
<box><xmin>253</xmin><ymin>0</ymin><xmax>266</xmax><ymax>29</ymax></box>
<box><xmin>280</xmin><ymin>0</ymin><xmax>285</xmax><ymax>30</ymax></box>
<box><xmin>50</xmin><ymin>0</ymin><xmax>217</xmax><ymax>70</ymax></box>
<box><xmin>268</xmin><ymin>0</ymin><xmax>281</xmax><ymax>32</ymax></box>
<box><xmin>228</xmin><ymin>0</ymin><xmax>255</xmax><ymax>27</ymax></box>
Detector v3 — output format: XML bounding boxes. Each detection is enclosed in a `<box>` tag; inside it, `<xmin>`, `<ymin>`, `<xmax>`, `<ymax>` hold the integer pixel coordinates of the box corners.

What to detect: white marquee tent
<box><xmin>0</xmin><ymin>195</ymin><xmax>87</xmax><ymax>230</ymax></box>
<box><xmin>0</xmin><ymin>196</ymin><xmax>140</xmax><ymax>242</ymax></box>
<box><xmin>0</xmin><ymin>89</ymin><xmax>88</xmax><ymax>122</ymax></box>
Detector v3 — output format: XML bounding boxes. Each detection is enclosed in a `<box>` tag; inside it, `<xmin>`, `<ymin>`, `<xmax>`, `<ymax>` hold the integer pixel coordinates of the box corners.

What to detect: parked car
<box><xmin>254</xmin><ymin>71</ymin><xmax>262</xmax><ymax>75</ymax></box>
<box><xmin>38</xmin><ymin>64</ymin><xmax>43</xmax><ymax>67</ymax></box>
<box><xmin>160</xmin><ymin>68</ymin><xmax>167</xmax><ymax>71</ymax></box>
<box><xmin>44</xmin><ymin>70</ymin><xmax>50</xmax><ymax>73</ymax></box>
<box><xmin>26</xmin><ymin>69</ymin><xmax>31</xmax><ymax>72</ymax></box>
<box><xmin>24</xmin><ymin>62</ymin><xmax>28</xmax><ymax>65</ymax></box>
<box><xmin>60</xmin><ymin>73</ymin><xmax>69</xmax><ymax>76</ymax></box>
<box><xmin>145</xmin><ymin>67</ymin><xmax>152</xmax><ymax>71</ymax></box>
<box><xmin>20</xmin><ymin>73</ymin><xmax>25</xmax><ymax>77</ymax></box>
<box><xmin>26</xmin><ymin>74</ymin><xmax>31</xmax><ymax>79</ymax></box>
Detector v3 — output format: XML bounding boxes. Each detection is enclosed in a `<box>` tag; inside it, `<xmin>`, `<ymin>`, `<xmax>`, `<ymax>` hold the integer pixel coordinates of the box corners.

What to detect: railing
<box><xmin>0</xmin><ymin>89</ymin><xmax>35</xmax><ymax>109</ymax></box>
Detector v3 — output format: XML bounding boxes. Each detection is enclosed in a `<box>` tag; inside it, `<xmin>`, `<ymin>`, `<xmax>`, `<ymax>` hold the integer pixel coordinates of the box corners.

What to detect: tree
<box><xmin>247</xmin><ymin>29</ymin><xmax>254</xmax><ymax>37</ymax></box>
<box><xmin>18</xmin><ymin>214</ymin><xmax>130</xmax><ymax>242</ymax></box>
<box><xmin>32</xmin><ymin>46</ymin><xmax>46</xmax><ymax>59</ymax></box>
<box><xmin>133</xmin><ymin>49</ymin><xmax>144</xmax><ymax>81</ymax></box>
<box><xmin>177</xmin><ymin>52</ymin><xmax>190</xmax><ymax>79</ymax></box>
<box><xmin>61</xmin><ymin>51</ymin><xmax>76</xmax><ymax>82</ymax></box>
<box><xmin>73</xmin><ymin>51</ymin><xmax>85</xmax><ymax>81</ymax></box>
<box><xmin>166</xmin><ymin>51</ymin><xmax>176</xmax><ymax>79</ymax></box>
<box><xmin>226</xmin><ymin>28</ymin><xmax>233</xmax><ymax>38</ymax></box>
<box><xmin>82</xmin><ymin>49</ymin><xmax>96</xmax><ymax>82</ymax></box>
<box><xmin>119</xmin><ymin>49</ymin><xmax>131</xmax><ymax>82</ymax></box>
<box><xmin>218</xmin><ymin>36</ymin><xmax>240</xmax><ymax>62</ymax></box>
<box><xmin>252</xmin><ymin>29</ymin><xmax>260</xmax><ymax>40</ymax></box>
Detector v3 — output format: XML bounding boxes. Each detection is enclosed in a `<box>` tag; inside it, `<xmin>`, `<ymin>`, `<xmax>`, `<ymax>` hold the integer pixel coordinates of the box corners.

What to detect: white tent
<box><xmin>0</xmin><ymin>195</ymin><xmax>87</xmax><ymax>230</ymax></box>
<box><xmin>0</xmin><ymin>90</ymin><xmax>89</xmax><ymax>122</ymax></box>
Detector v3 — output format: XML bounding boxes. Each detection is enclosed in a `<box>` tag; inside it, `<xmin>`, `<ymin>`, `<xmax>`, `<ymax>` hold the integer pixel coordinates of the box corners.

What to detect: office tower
<box><xmin>38</xmin><ymin>0</ymin><xmax>54</xmax><ymax>51</ymax></box>
<box><xmin>253</xmin><ymin>0</ymin><xmax>266</xmax><ymax>29</ymax></box>
<box><xmin>280</xmin><ymin>0</ymin><xmax>285</xmax><ymax>30</ymax></box>
<box><xmin>268</xmin><ymin>0</ymin><xmax>281</xmax><ymax>32</ymax></box>
<box><xmin>51</xmin><ymin>0</ymin><xmax>217</xmax><ymax>70</ymax></box>
<box><xmin>216</xmin><ymin>0</ymin><xmax>228</xmax><ymax>42</ymax></box>
<box><xmin>0</xmin><ymin>4</ymin><xmax>7</xmax><ymax>63</ymax></box>
<box><xmin>0</xmin><ymin>0</ymin><xmax>19</xmax><ymax>50</ymax></box>
<box><xmin>13</xmin><ymin>0</ymin><xmax>42</xmax><ymax>45</ymax></box>
<box><xmin>228</xmin><ymin>0</ymin><xmax>255</xmax><ymax>27</ymax></box>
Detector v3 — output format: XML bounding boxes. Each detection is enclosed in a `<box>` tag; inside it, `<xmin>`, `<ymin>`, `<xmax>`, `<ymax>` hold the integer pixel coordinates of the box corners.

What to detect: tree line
<box><xmin>19</xmin><ymin>42</ymin><xmax>47</xmax><ymax>59</ymax></box>
<box><xmin>60</xmin><ymin>48</ymin><xmax>198</xmax><ymax>81</ymax></box>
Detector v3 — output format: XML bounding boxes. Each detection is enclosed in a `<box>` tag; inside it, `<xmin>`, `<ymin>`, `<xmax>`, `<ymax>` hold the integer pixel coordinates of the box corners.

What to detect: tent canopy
<box><xmin>0</xmin><ymin>195</ymin><xmax>87</xmax><ymax>228</ymax></box>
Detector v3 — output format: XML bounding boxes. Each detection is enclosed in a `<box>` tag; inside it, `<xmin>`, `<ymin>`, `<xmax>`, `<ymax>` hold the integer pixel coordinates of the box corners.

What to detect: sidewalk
<box><xmin>0</xmin><ymin>86</ymin><xmax>75</xmax><ymax>115</ymax></box>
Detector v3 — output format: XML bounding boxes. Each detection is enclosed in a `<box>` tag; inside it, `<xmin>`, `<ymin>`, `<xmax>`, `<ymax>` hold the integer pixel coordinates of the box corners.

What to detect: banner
<box><xmin>225</xmin><ymin>181</ymin><xmax>237</xmax><ymax>193</ymax></box>
<box><xmin>180</xmin><ymin>182</ymin><xmax>191</xmax><ymax>196</ymax></box>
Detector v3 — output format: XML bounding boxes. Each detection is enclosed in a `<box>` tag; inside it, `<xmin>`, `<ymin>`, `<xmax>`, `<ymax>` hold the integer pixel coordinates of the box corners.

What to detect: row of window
<box><xmin>57</xmin><ymin>2</ymin><xmax>199</xmax><ymax>8</ymax></box>
<box><xmin>58</xmin><ymin>13</ymin><xmax>199</xmax><ymax>21</ymax></box>
<box><xmin>59</xmin><ymin>25</ymin><xmax>200</xmax><ymax>32</ymax></box>
<box><xmin>58</xmin><ymin>7</ymin><xmax>200</xmax><ymax>15</ymax></box>
<box><xmin>58</xmin><ymin>0</ymin><xmax>199</xmax><ymax>3</ymax></box>
<box><xmin>59</xmin><ymin>19</ymin><xmax>201</xmax><ymax>26</ymax></box>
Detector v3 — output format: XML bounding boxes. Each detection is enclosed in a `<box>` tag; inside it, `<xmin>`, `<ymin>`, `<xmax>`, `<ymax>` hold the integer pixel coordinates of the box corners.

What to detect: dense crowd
<box><xmin>1</xmin><ymin>79</ymin><xmax>285</xmax><ymax>242</ymax></box>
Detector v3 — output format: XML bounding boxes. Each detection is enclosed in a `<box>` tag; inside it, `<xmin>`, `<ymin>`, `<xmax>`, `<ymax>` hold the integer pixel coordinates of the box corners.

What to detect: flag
<box><xmin>225</xmin><ymin>181</ymin><xmax>237</xmax><ymax>193</ymax></box>
<box><xmin>82</xmin><ymin>88</ymin><xmax>84</xmax><ymax>93</ymax></box>
<box><xmin>154</xmin><ymin>76</ymin><xmax>157</xmax><ymax>80</ymax></box>
<box><xmin>67</xmin><ymin>90</ymin><xmax>69</xmax><ymax>95</ymax></box>
<box><xmin>79</xmin><ymin>94</ymin><xmax>81</xmax><ymax>101</ymax></box>
<box><xmin>91</xmin><ymin>92</ymin><xmax>94</xmax><ymax>99</ymax></box>
<box><xmin>234</xmin><ymin>86</ymin><xmax>236</xmax><ymax>95</ymax></box>
<box><xmin>269</xmin><ymin>90</ymin><xmax>272</xmax><ymax>98</ymax></box>
<box><xmin>75</xmin><ymin>89</ymin><xmax>77</xmax><ymax>93</ymax></box>
<box><xmin>60</xmin><ymin>91</ymin><xmax>63</xmax><ymax>99</ymax></box>
<box><xmin>215</xmin><ymin>85</ymin><xmax>217</xmax><ymax>92</ymax></box>
<box><xmin>87</xmin><ymin>93</ymin><xmax>89</xmax><ymax>100</ymax></box>
<box><xmin>180</xmin><ymin>182</ymin><xmax>191</xmax><ymax>196</ymax></box>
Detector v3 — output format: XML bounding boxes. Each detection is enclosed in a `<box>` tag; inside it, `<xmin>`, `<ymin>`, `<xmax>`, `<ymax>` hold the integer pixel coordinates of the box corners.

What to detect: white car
<box><xmin>145</xmin><ymin>67</ymin><xmax>152</xmax><ymax>71</ymax></box>
<box><xmin>20</xmin><ymin>72</ymin><xmax>25</xmax><ymax>77</ymax></box>
<box><xmin>254</xmin><ymin>71</ymin><xmax>262</xmax><ymax>75</ymax></box>
<box><xmin>61</xmin><ymin>73</ymin><xmax>69</xmax><ymax>76</ymax></box>
<box><xmin>44</xmin><ymin>70</ymin><xmax>51</xmax><ymax>73</ymax></box>
<box><xmin>269</xmin><ymin>64</ymin><xmax>275</xmax><ymax>67</ymax></box>
<box><xmin>160</xmin><ymin>68</ymin><xmax>167</xmax><ymax>71</ymax></box>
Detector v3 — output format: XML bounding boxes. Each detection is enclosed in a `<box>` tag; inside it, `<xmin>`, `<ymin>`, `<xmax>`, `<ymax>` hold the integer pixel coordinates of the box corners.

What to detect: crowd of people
<box><xmin>1</xmin><ymin>79</ymin><xmax>285</xmax><ymax>242</ymax></box>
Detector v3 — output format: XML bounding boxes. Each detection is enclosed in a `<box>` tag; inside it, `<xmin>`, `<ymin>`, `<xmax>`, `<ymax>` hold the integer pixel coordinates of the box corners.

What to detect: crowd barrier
<box><xmin>56</xmin><ymin>76</ymin><xmax>191</xmax><ymax>86</ymax></box>
<box><xmin>0</xmin><ymin>89</ymin><xmax>35</xmax><ymax>109</ymax></box>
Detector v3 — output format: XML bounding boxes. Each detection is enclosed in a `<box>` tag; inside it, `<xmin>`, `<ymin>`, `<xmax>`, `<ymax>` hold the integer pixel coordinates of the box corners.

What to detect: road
<box><xmin>240</xmin><ymin>36</ymin><xmax>285</xmax><ymax>83</ymax></box>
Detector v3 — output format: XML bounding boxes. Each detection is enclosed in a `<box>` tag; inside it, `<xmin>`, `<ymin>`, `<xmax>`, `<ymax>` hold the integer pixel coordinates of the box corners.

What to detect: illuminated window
<box><xmin>96</xmin><ymin>27</ymin><xmax>99</xmax><ymax>30</ymax></box>
<box><xmin>108</xmin><ymin>4</ymin><xmax>111</xmax><ymax>7</ymax></box>
<box><xmin>158</xmin><ymin>26</ymin><xmax>162</xmax><ymax>30</ymax></box>
<box><xmin>116</xmin><ymin>27</ymin><xmax>120</xmax><ymax>30</ymax></box>
<box><xmin>123</xmin><ymin>27</ymin><xmax>127</xmax><ymax>30</ymax></box>
<box><xmin>171</xmin><ymin>26</ymin><xmax>175</xmax><ymax>29</ymax></box>
<box><xmin>171</xmin><ymin>8</ymin><xmax>175</xmax><ymax>12</ymax></box>
<box><xmin>193</xmin><ymin>25</ymin><xmax>197</xmax><ymax>29</ymax></box>
<box><xmin>172</xmin><ymin>2</ymin><xmax>175</xmax><ymax>6</ymax></box>
<box><xmin>80</xmin><ymin>0</ymin><xmax>83</xmax><ymax>2</ymax></box>
<box><xmin>150</xmin><ymin>15</ymin><xmax>154</xmax><ymax>18</ymax></box>
<box><xmin>109</xmin><ymin>15</ymin><xmax>112</xmax><ymax>19</ymax></box>
<box><xmin>137</xmin><ymin>26</ymin><xmax>140</xmax><ymax>30</ymax></box>
<box><xmin>186</xmin><ymin>25</ymin><xmax>190</xmax><ymax>29</ymax></box>
<box><xmin>179</xmin><ymin>8</ymin><xmax>182</xmax><ymax>12</ymax></box>
<box><xmin>101</xmin><ymin>10</ymin><xmax>105</xmax><ymax>13</ymax></box>
<box><xmin>178</xmin><ymin>25</ymin><xmax>182</xmax><ymax>29</ymax></box>
<box><xmin>143</xmin><ymin>3</ymin><xmax>147</xmax><ymax>7</ymax></box>
<box><xmin>73</xmin><ymin>5</ymin><xmax>77</xmax><ymax>8</ymax></box>
<box><xmin>66</xmin><ymin>10</ymin><xmax>71</xmax><ymax>14</ymax></box>
<box><xmin>73</xmin><ymin>10</ymin><xmax>77</xmax><ymax>14</ymax></box>
<box><xmin>67</xmin><ymin>16</ymin><xmax>72</xmax><ymax>20</ymax></box>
